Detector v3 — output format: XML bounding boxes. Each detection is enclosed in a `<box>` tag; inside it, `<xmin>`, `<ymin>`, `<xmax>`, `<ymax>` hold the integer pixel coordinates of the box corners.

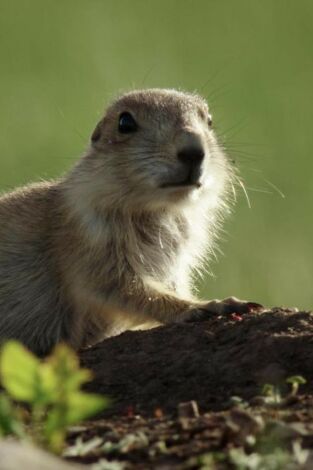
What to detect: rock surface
<box><xmin>0</xmin><ymin>439</ymin><xmax>83</xmax><ymax>470</ymax></box>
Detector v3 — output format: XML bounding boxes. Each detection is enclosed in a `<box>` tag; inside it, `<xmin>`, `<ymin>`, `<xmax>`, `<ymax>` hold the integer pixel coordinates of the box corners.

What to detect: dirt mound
<box><xmin>80</xmin><ymin>308</ymin><xmax>313</xmax><ymax>416</ymax></box>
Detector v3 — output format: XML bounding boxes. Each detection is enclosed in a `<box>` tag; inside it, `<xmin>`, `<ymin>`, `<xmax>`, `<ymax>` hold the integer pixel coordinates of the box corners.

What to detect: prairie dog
<box><xmin>0</xmin><ymin>89</ymin><xmax>257</xmax><ymax>355</ymax></box>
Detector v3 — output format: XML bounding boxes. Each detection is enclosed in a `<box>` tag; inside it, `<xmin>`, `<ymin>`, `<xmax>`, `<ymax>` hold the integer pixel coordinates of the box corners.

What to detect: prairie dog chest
<box><xmin>128</xmin><ymin>213</ymin><xmax>189</xmax><ymax>281</ymax></box>
<box><xmin>77</xmin><ymin>210</ymin><xmax>188</xmax><ymax>279</ymax></box>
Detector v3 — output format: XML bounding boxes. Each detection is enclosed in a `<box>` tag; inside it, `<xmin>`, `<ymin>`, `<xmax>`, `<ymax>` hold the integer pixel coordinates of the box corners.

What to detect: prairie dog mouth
<box><xmin>161</xmin><ymin>178</ymin><xmax>202</xmax><ymax>189</ymax></box>
<box><xmin>161</xmin><ymin>166</ymin><xmax>203</xmax><ymax>189</ymax></box>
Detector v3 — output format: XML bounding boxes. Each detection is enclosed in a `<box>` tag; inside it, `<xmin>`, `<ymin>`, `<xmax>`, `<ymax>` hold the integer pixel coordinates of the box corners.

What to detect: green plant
<box><xmin>0</xmin><ymin>340</ymin><xmax>108</xmax><ymax>453</ymax></box>
<box><xmin>286</xmin><ymin>376</ymin><xmax>307</xmax><ymax>396</ymax></box>
<box><xmin>261</xmin><ymin>375</ymin><xmax>307</xmax><ymax>406</ymax></box>
<box><xmin>261</xmin><ymin>383</ymin><xmax>282</xmax><ymax>405</ymax></box>
<box><xmin>0</xmin><ymin>393</ymin><xmax>25</xmax><ymax>439</ymax></box>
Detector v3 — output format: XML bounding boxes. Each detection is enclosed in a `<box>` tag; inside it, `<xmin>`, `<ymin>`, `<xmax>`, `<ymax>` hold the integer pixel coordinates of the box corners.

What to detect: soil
<box><xmin>65</xmin><ymin>308</ymin><xmax>313</xmax><ymax>468</ymax></box>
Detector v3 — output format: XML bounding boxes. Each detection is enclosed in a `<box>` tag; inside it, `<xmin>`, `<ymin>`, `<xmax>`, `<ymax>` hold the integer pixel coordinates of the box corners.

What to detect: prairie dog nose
<box><xmin>176</xmin><ymin>131</ymin><xmax>205</xmax><ymax>166</ymax></box>
<box><xmin>177</xmin><ymin>145</ymin><xmax>205</xmax><ymax>165</ymax></box>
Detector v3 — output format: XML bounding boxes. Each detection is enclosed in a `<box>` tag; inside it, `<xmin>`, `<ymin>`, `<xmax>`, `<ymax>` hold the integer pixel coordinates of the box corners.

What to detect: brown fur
<box><xmin>0</xmin><ymin>89</ymin><xmax>240</xmax><ymax>355</ymax></box>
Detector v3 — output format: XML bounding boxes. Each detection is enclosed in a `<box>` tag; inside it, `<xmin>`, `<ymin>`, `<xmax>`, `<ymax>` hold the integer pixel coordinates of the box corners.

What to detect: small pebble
<box><xmin>178</xmin><ymin>400</ymin><xmax>199</xmax><ymax>418</ymax></box>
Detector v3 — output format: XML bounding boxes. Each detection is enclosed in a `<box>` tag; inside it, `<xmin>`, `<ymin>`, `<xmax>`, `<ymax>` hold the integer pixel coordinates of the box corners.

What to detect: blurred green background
<box><xmin>0</xmin><ymin>0</ymin><xmax>312</xmax><ymax>309</ymax></box>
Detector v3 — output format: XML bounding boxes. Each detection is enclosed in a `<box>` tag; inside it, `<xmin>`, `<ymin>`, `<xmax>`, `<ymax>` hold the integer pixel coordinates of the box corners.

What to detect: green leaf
<box><xmin>0</xmin><ymin>341</ymin><xmax>109</xmax><ymax>454</ymax></box>
<box><xmin>0</xmin><ymin>393</ymin><xmax>25</xmax><ymax>438</ymax></box>
<box><xmin>44</xmin><ymin>391</ymin><xmax>108</xmax><ymax>452</ymax></box>
<box><xmin>65</xmin><ymin>391</ymin><xmax>108</xmax><ymax>424</ymax></box>
<box><xmin>286</xmin><ymin>375</ymin><xmax>307</xmax><ymax>385</ymax></box>
<box><xmin>37</xmin><ymin>363</ymin><xmax>59</xmax><ymax>402</ymax></box>
<box><xmin>44</xmin><ymin>389</ymin><xmax>108</xmax><ymax>431</ymax></box>
<box><xmin>47</xmin><ymin>344</ymin><xmax>92</xmax><ymax>391</ymax></box>
<box><xmin>0</xmin><ymin>341</ymin><xmax>40</xmax><ymax>402</ymax></box>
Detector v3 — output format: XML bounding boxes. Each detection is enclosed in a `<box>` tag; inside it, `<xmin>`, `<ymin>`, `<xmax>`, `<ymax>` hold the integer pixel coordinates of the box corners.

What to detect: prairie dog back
<box><xmin>0</xmin><ymin>88</ymin><xmax>246</xmax><ymax>355</ymax></box>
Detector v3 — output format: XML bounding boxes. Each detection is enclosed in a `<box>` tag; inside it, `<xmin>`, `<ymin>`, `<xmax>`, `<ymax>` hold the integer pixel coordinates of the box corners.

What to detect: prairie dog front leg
<box><xmin>108</xmin><ymin>279</ymin><xmax>261</xmax><ymax>324</ymax></box>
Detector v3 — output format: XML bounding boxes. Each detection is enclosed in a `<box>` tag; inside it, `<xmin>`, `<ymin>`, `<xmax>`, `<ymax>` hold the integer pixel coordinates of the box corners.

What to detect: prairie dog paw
<box><xmin>209</xmin><ymin>297</ymin><xmax>264</xmax><ymax>315</ymax></box>
<box><xmin>182</xmin><ymin>297</ymin><xmax>264</xmax><ymax>322</ymax></box>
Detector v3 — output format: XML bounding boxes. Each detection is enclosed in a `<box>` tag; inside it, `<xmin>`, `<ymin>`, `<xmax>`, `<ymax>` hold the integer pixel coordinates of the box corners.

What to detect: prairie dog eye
<box><xmin>208</xmin><ymin>114</ymin><xmax>213</xmax><ymax>127</ymax></box>
<box><xmin>118</xmin><ymin>112</ymin><xmax>138</xmax><ymax>134</ymax></box>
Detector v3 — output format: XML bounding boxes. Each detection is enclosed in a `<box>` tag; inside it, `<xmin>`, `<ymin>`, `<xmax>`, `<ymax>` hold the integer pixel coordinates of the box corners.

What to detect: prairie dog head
<box><xmin>70</xmin><ymin>89</ymin><xmax>232</xmax><ymax>212</ymax></box>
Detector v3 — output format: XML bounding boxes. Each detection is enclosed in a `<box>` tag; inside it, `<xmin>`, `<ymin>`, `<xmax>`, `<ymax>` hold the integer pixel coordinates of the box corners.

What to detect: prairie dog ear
<box><xmin>91</xmin><ymin>119</ymin><xmax>103</xmax><ymax>144</ymax></box>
